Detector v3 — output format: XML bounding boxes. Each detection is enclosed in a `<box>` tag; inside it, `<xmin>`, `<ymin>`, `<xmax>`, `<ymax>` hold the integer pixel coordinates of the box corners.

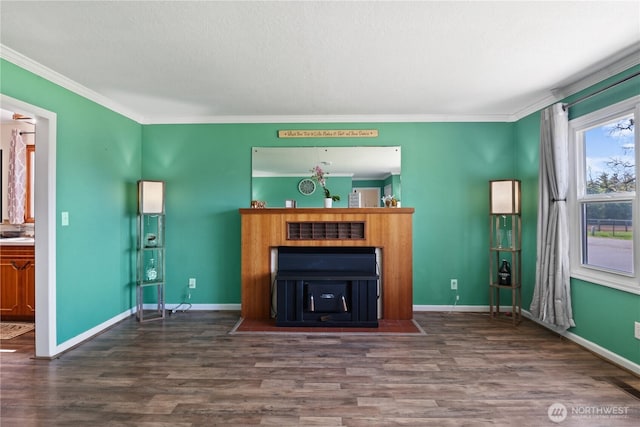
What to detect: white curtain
<box><xmin>530</xmin><ymin>103</ymin><xmax>575</xmax><ymax>332</ymax></box>
<box><xmin>7</xmin><ymin>129</ymin><xmax>26</xmax><ymax>224</ymax></box>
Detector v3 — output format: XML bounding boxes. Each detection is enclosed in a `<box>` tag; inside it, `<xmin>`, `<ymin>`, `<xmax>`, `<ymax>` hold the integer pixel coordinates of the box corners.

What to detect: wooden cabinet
<box><xmin>0</xmin><ymin>245</ymin><xmax>35</xmax><ymax>321</ymax></box>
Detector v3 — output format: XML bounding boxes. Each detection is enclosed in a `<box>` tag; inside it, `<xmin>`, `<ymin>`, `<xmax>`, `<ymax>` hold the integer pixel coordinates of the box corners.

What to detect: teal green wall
<box><xmin>0</xmin><ymin>59</ymin><xmax>142</xmax><ymax>344</ymax></box>
<box><xmin>403</xmin><ymin>122</ymin><xmax>516</xmax><ymax>305</ymax></box>
<box><xmin>140</xmin><ymin>124</ymin><xmax>245</xmax><ymax>305</ymax></box>
<box><xmin>143</xmin><ymin>121</ymin><xmax>515</xmax><ymax>307</ymax></box>
<box><xmin>514</xmin><ymin>65</ymin><xmax>640</xmax><ymax>364</ymax></box>
<box><xmin>571</xmin><ymin>279</ymin><xmax>639</xmax><ymax>363</ymax></box>
<box><xmin>393</xmin><ymin>174</ymin><xmax>401</xmax><ymax>199</ymax></box>
<box><xmin>253</xmin><ymin>176</ymin><xmax>352</xmax><ymax>208</ymax></box>
<box><xmin>385</xmin><ymin>174</ymin><xmax>401</xmax><ymax>200</ymax></box>
<box><xmin>2</xmin><ymin>57</ymin><xmax>638</xmax><ymax>365</ymax></box>
<box><xmin>253</xmin><ymin>176</ymin><xmax>393</xmax><ymax>208</ymax></box>
<box><xmin>514</xmin><ymin>111</ymin><xmax>540</xmax><ymax>308</ymax></box>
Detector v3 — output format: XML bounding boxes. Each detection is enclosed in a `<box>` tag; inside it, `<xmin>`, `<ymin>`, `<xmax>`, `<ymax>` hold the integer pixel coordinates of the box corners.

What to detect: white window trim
<box><xmin>568</xmin><ymin>95</ymin><xmax>640</xmax><ymax>295</ymax></box>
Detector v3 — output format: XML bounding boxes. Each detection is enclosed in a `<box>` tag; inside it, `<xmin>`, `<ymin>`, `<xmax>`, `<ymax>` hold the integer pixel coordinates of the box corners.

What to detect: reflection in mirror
<box><xmin>252</xmin><ymin>146</ymin><xmax>401</xmax><ymax>208</ymax></box>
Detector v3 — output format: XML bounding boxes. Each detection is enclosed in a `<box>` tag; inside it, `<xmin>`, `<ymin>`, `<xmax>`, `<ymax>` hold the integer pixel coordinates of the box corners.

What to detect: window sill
<box><xmin>571</xmin><ymin>268</ymin><xmax>640</xmax><ymax>295</ymax></box>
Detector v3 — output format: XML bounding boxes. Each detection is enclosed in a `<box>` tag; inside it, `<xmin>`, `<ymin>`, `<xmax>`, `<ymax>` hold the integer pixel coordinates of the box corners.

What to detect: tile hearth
<box><xmin>231</xmin><ymin>318</ymin><xmax>425</xmax><ymax>335</ymax></box>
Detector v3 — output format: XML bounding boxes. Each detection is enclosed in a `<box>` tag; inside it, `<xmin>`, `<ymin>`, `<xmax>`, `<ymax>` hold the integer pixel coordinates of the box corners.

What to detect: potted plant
<box><xmin>311</xmin><ymin>165</ymin><xmax>340</xmax><ymax>207</ymax></box>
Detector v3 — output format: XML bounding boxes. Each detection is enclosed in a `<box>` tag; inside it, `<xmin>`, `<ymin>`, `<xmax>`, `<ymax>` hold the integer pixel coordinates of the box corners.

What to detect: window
<box><xmin>569</xmin><ymin>96</ymin><xmax>639</xmax><ymax>294</ymax></box>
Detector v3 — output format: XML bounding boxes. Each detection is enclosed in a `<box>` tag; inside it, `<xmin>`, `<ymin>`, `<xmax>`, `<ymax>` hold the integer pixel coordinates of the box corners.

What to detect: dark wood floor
<box><xmin>1</xmin><ymin>311</ymin><xmax>638</xmax><ymax>426</ymax></box>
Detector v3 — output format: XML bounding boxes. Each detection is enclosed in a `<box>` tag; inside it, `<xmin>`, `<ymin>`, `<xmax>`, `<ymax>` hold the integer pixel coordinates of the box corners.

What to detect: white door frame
<box><xmin>1</xmin><ymin>94</ymin><xmax>57</xmax><ymax>358</ymax></box>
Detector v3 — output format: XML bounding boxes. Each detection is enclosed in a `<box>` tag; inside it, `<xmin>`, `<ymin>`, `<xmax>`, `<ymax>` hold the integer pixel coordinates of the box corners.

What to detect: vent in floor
<box><xmin>592</xmin><ymin>376</ymin><xmax>640</xmax><ymax>400</ymax></box>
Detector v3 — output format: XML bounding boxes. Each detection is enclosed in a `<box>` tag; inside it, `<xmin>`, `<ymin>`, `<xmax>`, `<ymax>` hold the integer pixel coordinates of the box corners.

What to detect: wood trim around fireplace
<box><xmin>239</xmin><ymin>208</ymin><xmax>415</xmax><ymax>321</ymax></box>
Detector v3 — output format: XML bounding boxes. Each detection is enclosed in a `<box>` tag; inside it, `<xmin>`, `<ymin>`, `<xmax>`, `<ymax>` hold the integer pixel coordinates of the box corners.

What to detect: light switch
<box><xmin>61</xmin><ymin>211</ymin><xmax>69</xmax><ymax>226</ymax></box>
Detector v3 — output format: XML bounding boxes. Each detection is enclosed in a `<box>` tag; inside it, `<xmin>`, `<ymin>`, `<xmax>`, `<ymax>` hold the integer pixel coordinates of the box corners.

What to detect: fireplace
<box><xmin>239</xmin><ymin>208</ymin><xmax>414</xmax><ymax>321</ymax></box>
<box><xmin>275</xmin><ymin>246</ymin><xmax>379</xmax><ymax>327</ymax></box>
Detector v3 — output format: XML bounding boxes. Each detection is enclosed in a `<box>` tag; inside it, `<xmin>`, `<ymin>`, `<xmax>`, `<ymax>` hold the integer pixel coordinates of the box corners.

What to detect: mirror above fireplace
<box><xmin>251</xmin><ymin>146</ymin><xmax>401</xmax><ymax>206</ymax></box>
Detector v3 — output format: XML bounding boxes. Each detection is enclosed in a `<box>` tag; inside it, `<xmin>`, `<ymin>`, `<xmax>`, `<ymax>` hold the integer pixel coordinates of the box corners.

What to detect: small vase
<box><xmin>324</xmin><ymin>198</ymin><xmax>333</xmax><ymax>208</ymax></box>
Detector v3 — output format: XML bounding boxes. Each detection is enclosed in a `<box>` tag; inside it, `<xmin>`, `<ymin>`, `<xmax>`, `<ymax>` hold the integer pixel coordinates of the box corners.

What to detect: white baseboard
<box><xmin>522</xmin><ymin>310</ymin><xmax>640</xmax><ymax>376</ymax></box>
<box><xmin>53</xmin><ymin>308</ymin><xmax>133</xmax><ymax>357</ymax></box>
<box><xmin>563</xmin><ymin>329</ymin><xmax>640</xmax><ymax>376</ymax></box>
<box><xmin>413</xmin><ymin>305</ymin><xmax>640</xmax><ymax>376</ymax></box>
<box><xmin>53</xmin><ymin>304</ymin><xmax>241</xmax><ymax>358</ymax></box>
<box><xmin>163</xmin><ymin>303</ymin><xmax>241</xmax><ymax>311</ymax></box>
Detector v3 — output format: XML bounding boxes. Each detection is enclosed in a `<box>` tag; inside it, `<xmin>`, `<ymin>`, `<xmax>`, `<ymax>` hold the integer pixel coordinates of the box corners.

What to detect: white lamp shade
<box><xmin>490</xmin><ymin>179</ymin><xmax>520</xmax><ymax>215</ymax></box>
<box><xmin>138</xmin><ymin>180</ymin><xmax>165</xmax><ymax>214</ymax></box>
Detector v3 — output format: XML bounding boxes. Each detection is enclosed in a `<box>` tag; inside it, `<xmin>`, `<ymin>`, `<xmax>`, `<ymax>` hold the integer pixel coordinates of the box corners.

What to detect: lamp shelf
<box><xmin>488</xmin><ymin>179</ymin><xmax>522</xmax><ymax>326</ymax></box>
<box><xmin>489</xmin><ymin>283</ymin><xmax>521</xmax><ymax>289</ymax></box>
<box><xmin>136</xmin><ymin>180</ymin><xmax>166</xmax><ymax>323</ymax></box>
<box><xmin>140</xmin><ymin>282</ymin><xmax>164</xmax><ymax>287</ymax></box>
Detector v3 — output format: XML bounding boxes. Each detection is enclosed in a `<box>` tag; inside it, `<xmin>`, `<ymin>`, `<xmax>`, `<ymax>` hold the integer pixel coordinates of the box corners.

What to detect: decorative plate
<box><xmin>298</xmin><ymin>178</ymin><xmax>316</xmax><ymax>195</ymax></box>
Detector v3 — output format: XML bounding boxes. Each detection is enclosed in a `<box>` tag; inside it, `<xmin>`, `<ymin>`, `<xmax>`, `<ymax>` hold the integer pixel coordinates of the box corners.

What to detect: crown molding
<box><xmin>141</xmin><ymin>113</ymin><xmax>514</xmax><ymax>125</ymax></box>
<box><xmin>508</xmin><ymin>93</ymin><xmax>564</xmax><ymax>122</ymax></box>
<box><xmin>552</xmin><ymin>44</ymin><xmax>640</xmax><ymax>101</ymax></box>
<box><xmin>3</xmin><ymin>43</ymin><xmax>638</xmax><ymax>125</ymax></box>
<box><xmin>0</xmin><ymin>44</ymin><xmax>143</xmax><ymax>123</ymax></box>
<box><xmin>503</xmin><ymin>45</ymin><xmax>640</xmax><ymax>122</ymax></box>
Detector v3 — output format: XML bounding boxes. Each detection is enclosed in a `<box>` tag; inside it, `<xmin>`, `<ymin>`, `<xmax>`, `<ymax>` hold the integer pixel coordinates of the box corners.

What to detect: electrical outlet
<box><xmin>189</xmin><ymin>278</ymin><xmax>196</xmax><ymax>289</ymax></box>
<box><xmin>635</xmin><ymin>321</ymin><xmax>640</xmax><ymax>340</ymax></box>
<box><xmin>450</xmin><ymin>279</ymin><xmax>458</xmax><ymax>290</ymax></box>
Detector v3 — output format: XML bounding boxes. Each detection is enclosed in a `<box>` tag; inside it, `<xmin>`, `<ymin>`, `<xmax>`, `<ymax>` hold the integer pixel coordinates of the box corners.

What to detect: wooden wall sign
<box><xmin>278</xmin><ymin>129</ymin><xmax>378</xmax><ymax>138</ymax></box>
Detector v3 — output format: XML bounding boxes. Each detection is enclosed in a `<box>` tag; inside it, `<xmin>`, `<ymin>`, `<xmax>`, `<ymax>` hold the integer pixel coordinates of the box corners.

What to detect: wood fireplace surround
<box><xmin>239</xmin><ymin>208</ymin><xmax>414</xmax><ymax>321</ymax></box>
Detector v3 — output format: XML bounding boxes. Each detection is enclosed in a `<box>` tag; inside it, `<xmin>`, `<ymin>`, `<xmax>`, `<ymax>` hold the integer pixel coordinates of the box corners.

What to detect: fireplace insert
<box><xmin>275</xmin><ymin>247</ymin><xmax>379</xmax><ymax>327</ymax></box>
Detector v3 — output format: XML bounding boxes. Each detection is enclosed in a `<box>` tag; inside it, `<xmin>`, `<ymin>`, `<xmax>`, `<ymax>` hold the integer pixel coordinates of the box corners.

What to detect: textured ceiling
<box><xmin>1</xmin><ymin>1</ymin><xmax>639</xmax><ymax>124</ymax></box>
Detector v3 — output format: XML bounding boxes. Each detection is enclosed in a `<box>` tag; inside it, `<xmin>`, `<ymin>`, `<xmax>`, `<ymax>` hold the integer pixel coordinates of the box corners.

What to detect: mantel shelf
<box><xmin>239</xmin><ymin>207</ymin><xmax>415</xmax><ymax>215</ymax></box>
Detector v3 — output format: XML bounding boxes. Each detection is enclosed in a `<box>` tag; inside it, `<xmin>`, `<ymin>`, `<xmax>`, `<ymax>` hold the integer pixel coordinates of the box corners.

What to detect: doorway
<box><xmin>353</xmin><ymin>187</ymin><xmax>382</xmax><ymax>208</ymax></box>
<box><xmin>1</xmin><ymin>94</ymin><xmax>57</xmax><ymax>358</ymax></box>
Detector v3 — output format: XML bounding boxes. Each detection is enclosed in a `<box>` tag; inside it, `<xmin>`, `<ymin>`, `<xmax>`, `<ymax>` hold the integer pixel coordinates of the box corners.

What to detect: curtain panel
<box><xmin>530</xmin><ymin>103</ymin><xmax>576</xmax><ymax>332</ymax></box>
<box><xmin>7</xmin><ymin>129</ymin><xmax>26</xmax><ymax>224</ymax></box>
